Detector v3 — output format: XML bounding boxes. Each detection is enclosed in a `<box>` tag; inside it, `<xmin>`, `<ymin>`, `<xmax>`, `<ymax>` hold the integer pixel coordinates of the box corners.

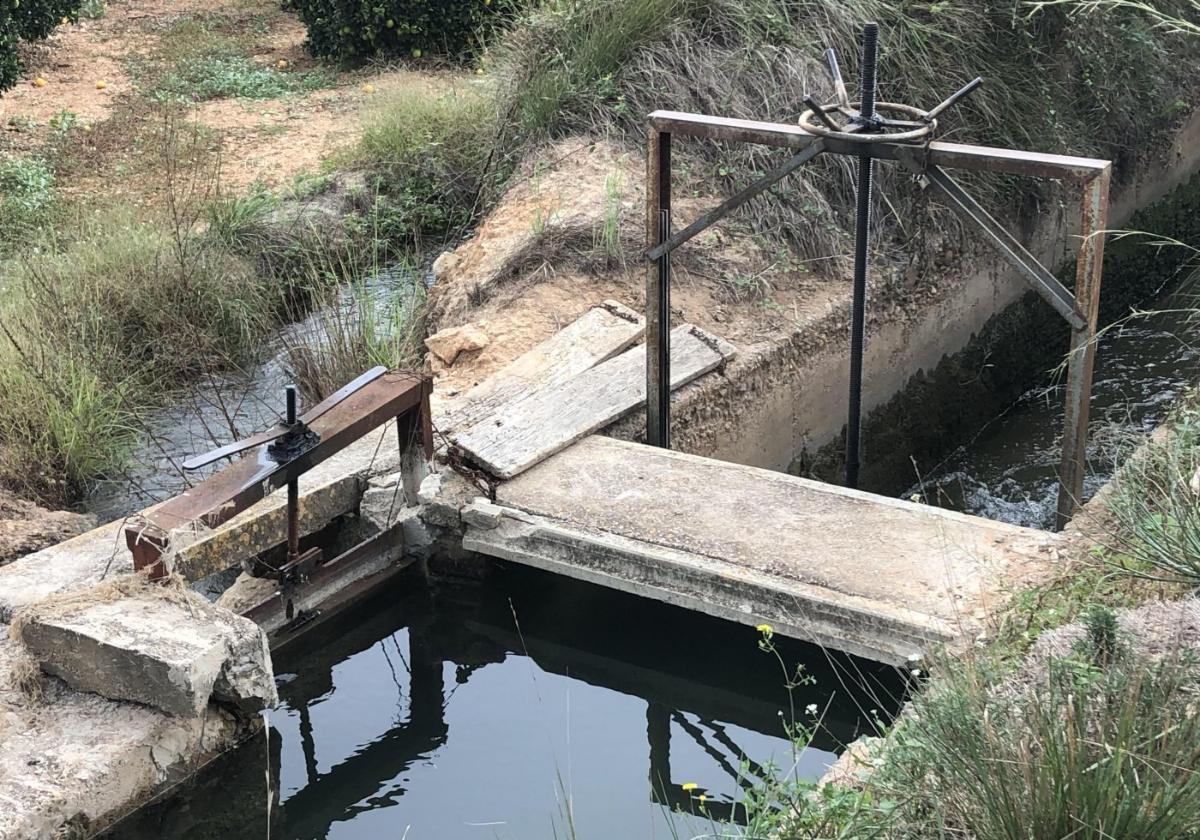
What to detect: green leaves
<box><xmin>292</xmin><ymin>0</ymin><xmax>521</xmax><ymax>63</ymax></box>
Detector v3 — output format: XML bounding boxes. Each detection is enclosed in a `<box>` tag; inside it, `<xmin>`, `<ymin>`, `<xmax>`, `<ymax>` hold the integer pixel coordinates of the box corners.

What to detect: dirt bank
<box><xmin>0</xmin><ymin>489</ymin><xmax>95</xmax><ymax>567</ymax></box>
<box><xmin>427</xmin><ymin>105</ymin><xmax>1200</xmax><ymax>492</ymax></box>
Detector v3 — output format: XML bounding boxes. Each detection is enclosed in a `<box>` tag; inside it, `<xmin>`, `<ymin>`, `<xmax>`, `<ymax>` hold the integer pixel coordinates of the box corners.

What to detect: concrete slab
<box><xmin>468</xmin><ymin>436</ymin><xmax>1061</xmax><ymax>663</ymax></box>
<box><xmin>14</xmin><ymin>583</ymin><xmax>277</xmax><ymax>718</ymax></box>
<box><xmin>0</xmin><ymin>637</ymin><xmax>247</xmax><ymax>840</ymax></box>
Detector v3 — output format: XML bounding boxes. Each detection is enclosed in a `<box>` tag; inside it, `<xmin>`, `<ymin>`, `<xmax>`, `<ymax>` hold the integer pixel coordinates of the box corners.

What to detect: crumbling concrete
<box><xmin>0</xmin><ymin>635</ymin><xmax>250</xmax><ymax>840</ymax></box>
<box><xmin>360</xmin><ymin>472</ymin><xmax>435</xmax><ymax>559</ymax></box>
<box><xmin>13</xmin><ymin>581</ymin><xmax>277</xmax><ymax>718</ymax></box>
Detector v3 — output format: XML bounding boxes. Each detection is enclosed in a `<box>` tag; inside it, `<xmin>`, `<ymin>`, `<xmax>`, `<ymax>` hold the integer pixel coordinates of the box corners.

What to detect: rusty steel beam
<box><xmin>647</xmin><ymin>111</ymin><xmax>1110</xmax><ymax>181</ymax></box>
<box><xmin>893</xmin><ymin>151</ymin><xmax>1086</xmax><ymax>330</ymax></box>
<box><xmin>125</xmin><ymin>370</ymin><xmax>432</xmax><ymax>578</ymax></box>
<box><xmin>646</xmin><ymin>127</ymin><xmax>671</xmax><ymax>447</ymax></box>
<box><xmin>646</xmin><ymin>140</ymin><xmax>828</xmax><ymax>262</ymax></box>
<box><xmin>1056</xmin><ymin>168</ymin><xmax>1111</xmax><ymax>528</ymax></box>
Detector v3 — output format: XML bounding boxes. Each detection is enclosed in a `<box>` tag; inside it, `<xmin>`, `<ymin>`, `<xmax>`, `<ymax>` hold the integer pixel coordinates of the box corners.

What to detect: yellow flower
<box><xmin>699</xmin><ymin>794</ymin><xmax>707</xmax><ymax>803</ymax></box>
<box><xmin>756</xmin><ymin>623</ymin><xmax>773</xmax><ymax>634</ymax></box>
<box><xmin>681</xmin><ymin>782</ymin><xmax>698</xmax><ymax>791</ymax></box>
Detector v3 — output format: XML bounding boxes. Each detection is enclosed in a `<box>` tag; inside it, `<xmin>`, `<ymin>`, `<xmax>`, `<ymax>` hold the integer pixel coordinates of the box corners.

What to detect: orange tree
<box><xmin>1</xmin><ymin>0</ymin><xmax>83</xmax><ymax>90</ymax></box>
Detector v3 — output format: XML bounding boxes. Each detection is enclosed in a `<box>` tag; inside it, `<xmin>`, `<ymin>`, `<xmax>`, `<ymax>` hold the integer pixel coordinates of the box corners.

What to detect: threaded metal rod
<box><xmin>846</xmin><ymin>21</ymin><xmax>879</xmax><ymax>490</ymax></box>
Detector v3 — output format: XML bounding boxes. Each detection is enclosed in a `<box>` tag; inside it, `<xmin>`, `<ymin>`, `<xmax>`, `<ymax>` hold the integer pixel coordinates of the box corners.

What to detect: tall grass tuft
<box><xmin>275</xmin><ymin>232</ymin><xmax>427</xmax><ymax>404</ymax></box>
<box><xmin>1105</xmin><ymin>401</ymin><xmax>1200</xmax><ymax>587</ymax></box>
<box><xmin>882</xmin><ymin>645</ymin><xmax>1200</xmax><ymax>839</ymax></box>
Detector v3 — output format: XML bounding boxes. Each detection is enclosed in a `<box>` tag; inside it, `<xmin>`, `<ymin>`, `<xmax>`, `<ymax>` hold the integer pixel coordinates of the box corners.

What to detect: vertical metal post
<box><xmin>284</xmin><ymin>384</ymin><xmax>301</xmax><ymax>567</ymax></box>
<box><xmin>845</xmin><ymin>22</ymin><xmax>879</xmax><ymax>489</ymax></box>
<box><xmin>646</xmin><ymin>128</ymin><xmax>672</xmax><ymax>447</ymax></box>
<box><xmin>1055</xmin><ymin>168</ymin><xmax>1110</xmax><ymax>529</ymax></box>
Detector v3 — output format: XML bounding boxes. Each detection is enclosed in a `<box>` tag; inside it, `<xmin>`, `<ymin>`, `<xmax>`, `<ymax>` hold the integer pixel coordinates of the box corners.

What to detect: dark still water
<box><xmin>104</xmin><ymin>564</ymin><xmax>901</xmax><ymax>840</ymax></box>
<box><xmin>908</xmin><ymin>306</ymin><xmax>1200</xmax><ymax>528</ymax></box>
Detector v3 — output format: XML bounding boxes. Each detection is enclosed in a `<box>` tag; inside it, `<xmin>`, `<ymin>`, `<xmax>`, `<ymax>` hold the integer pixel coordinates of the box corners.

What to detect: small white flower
<box><xmin>806</xmin><ymin>703</ymin><xmax>819</xmax><ymax>715</ymax></box>
<box><xmin>910</xmin><ymin>668</ymin><xmax>922</xmax><ymax>677</ymax></box>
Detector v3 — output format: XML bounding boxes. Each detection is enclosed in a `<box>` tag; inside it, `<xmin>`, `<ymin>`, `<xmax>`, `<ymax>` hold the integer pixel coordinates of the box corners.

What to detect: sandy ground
<box><xmin>0</xmin><ymin>0</ymin><xmax>461</xmax><ymax>190</ymax></box>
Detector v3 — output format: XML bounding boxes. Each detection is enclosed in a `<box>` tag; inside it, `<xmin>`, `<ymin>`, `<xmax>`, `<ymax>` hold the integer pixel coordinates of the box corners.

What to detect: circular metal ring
<box><xmin>799</xmin><ymin>101</ymin><xmax>935</xmax><ymax>144</ymax></box>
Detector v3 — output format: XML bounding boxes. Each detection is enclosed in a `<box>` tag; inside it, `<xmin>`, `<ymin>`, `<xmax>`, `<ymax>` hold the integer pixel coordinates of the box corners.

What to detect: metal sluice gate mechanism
<box><xmin>124</xmin><ymin>366</ymin><xmax>432</xmax><ymax>637</ymax></box>
<box><xmin>644</xmin><ymin>21</ymin><xmax>1110</xmax><ymax>529</ymax></box>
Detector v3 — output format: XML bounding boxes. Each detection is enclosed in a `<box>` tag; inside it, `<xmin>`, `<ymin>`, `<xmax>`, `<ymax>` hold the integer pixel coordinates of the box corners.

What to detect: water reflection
<box><xmin>104</xmin><ymin>564</ymin><xmax>900</xmax><ymax>840</ymax></box>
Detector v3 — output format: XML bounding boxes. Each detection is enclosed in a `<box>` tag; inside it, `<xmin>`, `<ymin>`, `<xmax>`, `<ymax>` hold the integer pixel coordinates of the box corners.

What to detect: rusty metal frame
<box><xmin>644</xmin><ymin>109</ymin><xmax>1111</xmax><ymax>529</ymax></box>
<box><xmin>124</xmin><ymin>369</ymin><xmax>433</xmax><ymax>579</ymax></box>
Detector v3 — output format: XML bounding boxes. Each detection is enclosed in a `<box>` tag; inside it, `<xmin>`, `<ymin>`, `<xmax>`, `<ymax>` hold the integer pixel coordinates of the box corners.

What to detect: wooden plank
<box><xmin>647</xmin><ymin>110</ymin><xmax>1111</xmax><ymax>181</ymax></box>
<box><xmin>452</xmin><ymin>325</ymin><xmax>736</xmax><ymax>479</ymax></box>
<box><xmin>437</xmin><ymin>300</ymin><xmax>644</xmax><ymax>435</ymax></box>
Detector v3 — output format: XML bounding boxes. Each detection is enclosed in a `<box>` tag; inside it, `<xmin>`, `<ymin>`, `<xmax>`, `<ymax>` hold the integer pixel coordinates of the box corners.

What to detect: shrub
<box><xmin>0</xmin><ymin>155</ymin><xmax>55</xmax><ymax>250</ymax></box>
<box><xmin>352</xmin><ymin>85</ymin><xmax>497</xmax><ymax>247</ymax></box>
<box><xmin>0</xmin><ymin>0</ymin><xmax>82</xmax><ymax>91</ymax></box>
<box><xmin>292</xmin><ymin>0</ymin><xmax>521</xmax><ymax>63</ymax></box>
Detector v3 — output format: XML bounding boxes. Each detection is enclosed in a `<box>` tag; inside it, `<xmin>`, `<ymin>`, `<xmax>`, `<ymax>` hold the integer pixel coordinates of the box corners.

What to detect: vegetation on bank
<box><xmin>0</xmin><ymin>0</ymin><xmax>1195</xmax><ymax>509</ymax></box>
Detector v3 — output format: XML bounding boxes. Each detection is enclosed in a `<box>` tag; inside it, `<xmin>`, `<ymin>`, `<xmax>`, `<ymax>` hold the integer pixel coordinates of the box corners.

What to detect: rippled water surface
<box><xmin>908</xmin><ymin>307</ymin><xmax>1200</xmax><ymax>528</ymax></box>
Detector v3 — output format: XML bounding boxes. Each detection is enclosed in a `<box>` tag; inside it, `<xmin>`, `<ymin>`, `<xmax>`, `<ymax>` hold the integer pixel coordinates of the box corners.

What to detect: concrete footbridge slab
<box><xmin>462</xmin><ymin>436</ymin><xmax>1061</xmax><ymax>664</ymax></box>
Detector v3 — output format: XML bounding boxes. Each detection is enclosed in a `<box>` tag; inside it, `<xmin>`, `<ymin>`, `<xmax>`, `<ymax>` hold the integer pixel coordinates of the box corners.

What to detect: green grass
<box><xmin>0</xmin><ymin>204</ymin><xmax>283</xmax><ymax>503</ymax></box>
<box><xmin>155</xmin><ymin>53</ymin><xmax>331</xmax><ymax>102</ymax></box>
<box><xmin>0</xmin><ymin>155</ymin><xmax>56</xmax><ymax>252</ymax></box>
<box><xmin>1105</xmin><ymin>400</ymin><xmax>1200</xmax><ymax>587</ymax></box>
<box><xmin>350</xmin><ymin>84</ymin><xmax>498</xmax><ymax>248</ymax></box>
<box><xmin>879</xmin><ymin>636</ymin><xmax>1200</xmax><ymax>840</ymax></box>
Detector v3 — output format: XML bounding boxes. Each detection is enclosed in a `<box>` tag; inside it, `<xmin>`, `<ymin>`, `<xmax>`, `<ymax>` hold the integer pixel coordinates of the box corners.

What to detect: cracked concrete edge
<box><xmin>0</xmin><ymin>424</ymin><xmax>402</xmax><ymax>622</ymax></box>
<box><xmin>462</xmin><ymin>501</ymin><xmax>962</xmax><ymax>665</ymax></box>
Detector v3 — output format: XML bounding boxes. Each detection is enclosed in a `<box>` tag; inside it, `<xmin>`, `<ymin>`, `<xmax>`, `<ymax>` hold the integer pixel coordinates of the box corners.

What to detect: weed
<box><xmin>277</xmin><ymin>245</ymin><xmax>426</xmax><ymax>403</ymax></box>
<box><xmin>592</xmin><ymin>168</ymin><xmax>625</xmax><ymax>266</ymax></box>
<box><xmin>350</xmin><ymin>85</ymin><xmax>497</xmax><ymax>248</ymax></box>
<box><xmin>1105</xmin><ymin>401</ymin><xmax>1200</xmax><ymax>587</ymax></box>
<box><xmin>204</xmin><ymin>188</ymin><xmax>279</xmax><ymax>251</ymax></box>
<box><xmin>156</xmin><ymin>54</ymin><xmax>330</xmax><ymax>101</ymax></box>
<box><xmin>79</xmin><ymin>0</ymin><xmax>104</xmax><ymax>19</ymax></box>
<box><xmin>0</xmin><ymin>155</ymin><xmax>56</xmax><ymax>250</ymax></box>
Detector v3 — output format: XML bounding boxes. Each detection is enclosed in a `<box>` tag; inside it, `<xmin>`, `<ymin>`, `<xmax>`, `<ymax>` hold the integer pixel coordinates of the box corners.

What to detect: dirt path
<box><xmin>0</xmin><ymin>0</ymin><xmax>462</xmax><ymax>190</ymax></box>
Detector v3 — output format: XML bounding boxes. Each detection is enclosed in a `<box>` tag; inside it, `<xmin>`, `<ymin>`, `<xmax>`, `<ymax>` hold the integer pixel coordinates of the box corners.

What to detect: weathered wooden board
<box><xmin>451</xmin><ymin>324</ymin><xmax>736</xmax><ymax>479</ymax></box>
<box><xmin>436</xmin><ymin>300</ymin><xmax>645</xmax><ymax>435</ymax></box>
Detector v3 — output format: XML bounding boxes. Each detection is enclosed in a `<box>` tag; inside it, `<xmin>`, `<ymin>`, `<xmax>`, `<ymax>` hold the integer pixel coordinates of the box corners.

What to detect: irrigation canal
<box><xmin>101</xmin><ymin>565</ymin><xmax>901</xmax><ymax>839</ymax></box>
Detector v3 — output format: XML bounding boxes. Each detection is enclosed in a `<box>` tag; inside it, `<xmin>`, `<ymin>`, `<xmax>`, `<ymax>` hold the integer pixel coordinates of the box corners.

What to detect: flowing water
<box><xmin>101</xmin><ymin>565</ymin><xmax>900</xmax><ymax>840</ymax></box>
<box><xmin>907</xmin><ymin>304</ymin><xmax>1200</xmax><ymax>528</ymax></box>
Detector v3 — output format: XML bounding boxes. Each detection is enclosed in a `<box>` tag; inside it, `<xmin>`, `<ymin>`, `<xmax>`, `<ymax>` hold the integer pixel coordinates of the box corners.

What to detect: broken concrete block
<box><xmin>214</xmin><ymin>572</ymin><xmax>278</xmax><ymax>616</ymax></box>
<box><xmin>425</xmin><ymin>323</ymin><xmax>489</xmax><ymax>366</ymax></box>
<box><xmin>359</xmin><ymin>476</ymin><xmax>434</xmax><ymax>560</ymax></box>
<box><xmin>417</xmin><ymin>468</ymin><xmax>480</xmax><ymax>530</ymax></box>
<box><xmin>14</xmin><ymin>584</ymin><xmax>277</xmax><ymax>718</ymax></box>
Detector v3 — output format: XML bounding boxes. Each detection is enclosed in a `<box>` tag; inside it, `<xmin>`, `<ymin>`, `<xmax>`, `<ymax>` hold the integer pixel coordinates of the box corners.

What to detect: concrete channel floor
<box><xmin>464</xmin><ymin>436</ymin><xmax>1062</xmax><ymax>664</ymax></box>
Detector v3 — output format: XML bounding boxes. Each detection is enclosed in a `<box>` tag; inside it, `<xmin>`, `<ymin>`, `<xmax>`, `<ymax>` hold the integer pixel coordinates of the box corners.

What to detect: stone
<box><xmin>214</xmin><ymin>572</ymin><xmax>278</xmax><ymax>615</ymax></box>
<box><xmin>819</xmin><ymin>736</ymin><xmax>884</xmax><ymax>790</ymax></box>
<box><xmin>359</xmin><ymin>474</ymin><xmax>434</xmax><ymax>560</ymax></box>
<box><xmin>425</xmin><ymin>324</ymin><xmax>490</xmax><ymax>366</ymax></box>
<box><xmin>14</xmin><ymin>585</ymin><xmax>277</xmax><ymax>718</ymax></box>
